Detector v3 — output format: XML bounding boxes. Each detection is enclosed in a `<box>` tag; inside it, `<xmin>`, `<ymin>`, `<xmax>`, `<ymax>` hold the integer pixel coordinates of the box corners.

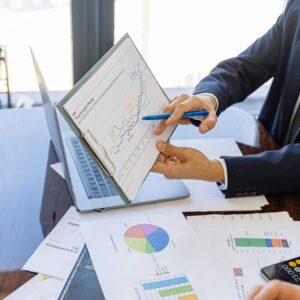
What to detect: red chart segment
<box><xmin>124</xmin><ymin>224</ymin><xmax>169</xmax><ymax>253</ymax></box>
<box><xmin>124</xmin><ymin>224</ymin><xmax>147</xmax><ymax>238</ymax></box>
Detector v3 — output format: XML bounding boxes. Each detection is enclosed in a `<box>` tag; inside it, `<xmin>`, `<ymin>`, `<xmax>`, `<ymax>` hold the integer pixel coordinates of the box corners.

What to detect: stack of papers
<box><xmin>80</xmin><ymin>212</ymin><xmax>233</xmax><ymax>300</ymax></box>
<box><xmin>7</xmin><ymin>207</ymin><xmax>298</xmax><ymax>300</ymax></box>
<box><xmin>6</xmin><ymin>138</ymin><xmax>275</xmax><ymax>299</ymax></box>
<box><xmin>187</xmin><ymin>212</ymin><xmax>299</xmax><ymax>300</ymax></box>
<box><xmin>9</xmin><ymin>207</ymin><xmax>231</xmax><ymax>299</ymax></box>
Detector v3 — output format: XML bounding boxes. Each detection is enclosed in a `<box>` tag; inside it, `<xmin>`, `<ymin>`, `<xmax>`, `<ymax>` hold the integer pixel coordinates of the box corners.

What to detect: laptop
<box><xmin>31</xmin><ymin>50</ymin><xmax>190</xmax><ymax>212</ymax></box>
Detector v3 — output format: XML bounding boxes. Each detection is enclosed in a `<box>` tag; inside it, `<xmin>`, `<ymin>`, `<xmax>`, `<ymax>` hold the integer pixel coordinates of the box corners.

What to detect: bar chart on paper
<box><xmin>79</xmin><ymin>214</ymin><xmax>235</xmax><ymax>300</ymax></box>
<box><xmin>227</xmin><ymin>229</ymin><xmax>294</xmax><ymax>255</ymax></box>
<box><xmin>141</xmin><ymin>274</ymin><xmax>199</xmax><ymax>300</ymax></box>
<box><xmin>234</xmin><ymin>238</ymin><xmax>290</xmax><ymax>248</ymax></box>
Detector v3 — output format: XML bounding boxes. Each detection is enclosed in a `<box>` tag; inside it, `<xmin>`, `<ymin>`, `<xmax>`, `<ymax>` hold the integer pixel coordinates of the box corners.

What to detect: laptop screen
<box><xmin>31</xmin><ymin>49</ymin><xmax>66</xmax><ymax>163</ymax></box>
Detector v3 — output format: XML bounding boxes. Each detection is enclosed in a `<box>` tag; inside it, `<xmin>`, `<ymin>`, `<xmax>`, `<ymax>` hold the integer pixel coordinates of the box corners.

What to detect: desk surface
<box><xmin>1</xmin><ymin>107</ymin><xmax>300</xmax><ymax>298</ymax></box>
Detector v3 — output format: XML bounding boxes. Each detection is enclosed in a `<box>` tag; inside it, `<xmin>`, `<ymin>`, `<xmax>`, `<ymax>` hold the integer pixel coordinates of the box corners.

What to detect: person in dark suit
<box><xmin>152</xmin><ymin>0</ymin><xmax>300</xmax><ymax>198</ymax></box>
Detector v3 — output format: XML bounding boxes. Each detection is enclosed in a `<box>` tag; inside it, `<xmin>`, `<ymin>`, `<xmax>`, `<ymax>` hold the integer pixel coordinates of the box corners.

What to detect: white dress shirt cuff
<box><xmin>216</xmin><ymin>158</ymin><xmax>228</xmax><ymax>190</ymax></box>
<box><xmin>195</xmin><ymin>93</ymin><xmax>219</xmax><ymax>112</ymax></box>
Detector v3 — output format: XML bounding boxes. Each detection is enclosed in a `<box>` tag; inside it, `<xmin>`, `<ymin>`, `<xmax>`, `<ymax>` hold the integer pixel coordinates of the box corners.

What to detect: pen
<box><xmin>142</xmin><ymin>110</ymin><xmax>209</xmax><ymax>120</ymax></box>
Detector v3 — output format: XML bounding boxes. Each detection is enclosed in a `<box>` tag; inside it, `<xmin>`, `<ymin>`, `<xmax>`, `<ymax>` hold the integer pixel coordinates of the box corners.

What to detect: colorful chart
<box><xmin>234</xmin><ymin>238</ymin><xmax>289</xmax><ymax>248</ymax></box>
<box><xmin>141</xmin><ymin>274</ymin><xmax>198</xmax><ymax>300</ymax></box>
<box><xmin>124</xmin><ymin>224</ymin><xmax>169</xmax><ymax>253</ymax></box>
<box><xmin>109</xmin><ymin>64</ymin><xmax>150</xmax><ymax>155</ymax></box>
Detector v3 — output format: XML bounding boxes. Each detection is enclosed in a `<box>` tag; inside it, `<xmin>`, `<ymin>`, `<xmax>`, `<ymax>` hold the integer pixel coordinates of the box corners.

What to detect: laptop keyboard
<box><xmin>66</xmin><ymin>137</ymin><xmax>118</xmax><ymax>199</ymax></box>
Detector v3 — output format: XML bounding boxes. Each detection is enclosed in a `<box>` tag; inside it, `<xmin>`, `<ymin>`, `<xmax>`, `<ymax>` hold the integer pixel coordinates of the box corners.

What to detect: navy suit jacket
<box><xmin>193</xmin><ymin>0</ymin><xmax>300</xmax><ymax>197</ymax></box>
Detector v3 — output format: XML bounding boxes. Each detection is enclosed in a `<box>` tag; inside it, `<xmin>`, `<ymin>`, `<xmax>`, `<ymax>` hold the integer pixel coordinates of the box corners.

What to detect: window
<box><xmin>0</xmin><ymin>0</ymin><xmax>72</xmax><ymax>106</ymax></box>
<box><xmin>115</xmin><ymin>0</ymin><xmax>285</xmax><ymax>89</ymax></box>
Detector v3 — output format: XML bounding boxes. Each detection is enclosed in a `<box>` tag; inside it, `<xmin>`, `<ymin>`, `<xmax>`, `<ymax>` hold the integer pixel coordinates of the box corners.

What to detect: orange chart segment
<box><xmin>179</xmin><ymin>294</ymin><xmax>199</xmax><ymax>300</ymax></box>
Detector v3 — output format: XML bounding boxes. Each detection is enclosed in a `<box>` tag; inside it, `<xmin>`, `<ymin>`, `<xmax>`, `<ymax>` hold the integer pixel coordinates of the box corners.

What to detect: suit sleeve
<box><xmin>221</xmin><ymin>144</ymin><xmax>300</xmax><ymax>197</ymax></box>
<box><xmin>193</xmin><ymin>10</ymin><xmax>284</xmax><ymax>114</ymax></box>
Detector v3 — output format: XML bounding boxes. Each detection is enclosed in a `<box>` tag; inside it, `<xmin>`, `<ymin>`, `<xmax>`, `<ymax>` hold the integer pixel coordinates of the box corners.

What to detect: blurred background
<box><xmin>0</xmin><ymin>0</ymin><xmax>286</xmax><ymax>115</ymax></box>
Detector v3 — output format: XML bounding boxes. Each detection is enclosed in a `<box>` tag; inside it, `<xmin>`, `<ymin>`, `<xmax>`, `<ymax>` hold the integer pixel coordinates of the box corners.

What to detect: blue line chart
<box><xmin>109</xmin><ymin>64</ymin><xmax>150</xmax><ymax>155</ymax></box>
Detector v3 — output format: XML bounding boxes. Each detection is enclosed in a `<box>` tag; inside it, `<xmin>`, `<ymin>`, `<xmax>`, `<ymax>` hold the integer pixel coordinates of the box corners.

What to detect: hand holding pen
<box><xmin>148</xmin><ymin>94</ymin><xmax>224</xmax><ymax>183</ymax></box>
<box><xmin>143</xmin><ymin>94</ymin><xmax>218</xmax><ymax>135</ymax></box>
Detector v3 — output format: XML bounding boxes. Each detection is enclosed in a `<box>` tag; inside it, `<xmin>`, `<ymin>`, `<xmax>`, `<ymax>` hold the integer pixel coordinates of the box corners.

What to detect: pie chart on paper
<box><xmin>124</xmin><ymin>224</ymin><xmax>169</xmax><ymax>253</ymax></box>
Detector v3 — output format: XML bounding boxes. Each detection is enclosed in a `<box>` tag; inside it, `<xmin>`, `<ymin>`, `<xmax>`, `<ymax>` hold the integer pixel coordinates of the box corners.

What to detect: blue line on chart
<box><xmin>109</xmin><ymin>64</ymin><xmax>150</xmax><ymax>155</ymax></box>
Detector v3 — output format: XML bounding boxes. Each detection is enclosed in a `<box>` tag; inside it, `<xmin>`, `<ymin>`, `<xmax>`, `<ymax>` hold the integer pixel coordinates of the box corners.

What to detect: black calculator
<box><xmin>261</xmin><ymin>257</ymin><xmax>300</xmax><ymax>285</ymax></box>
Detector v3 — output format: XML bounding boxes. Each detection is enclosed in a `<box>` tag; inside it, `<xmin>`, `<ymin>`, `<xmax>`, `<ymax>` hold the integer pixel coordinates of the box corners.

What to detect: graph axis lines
<box><xmin>116</xmin><ymin>121</ymin><xmax>155</xmax><ymax>183</ymax></box>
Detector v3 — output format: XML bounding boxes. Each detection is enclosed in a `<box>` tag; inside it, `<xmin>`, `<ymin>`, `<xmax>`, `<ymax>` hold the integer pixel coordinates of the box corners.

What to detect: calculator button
<box><xmin>294</xmin><ymin>267</ymin><xmax>300</xmax><ymax>273</ymax></box>
<box><xmin>296</xmin><ymin>259</ymin><xmax>300</xmax><ymax>265</ymax></box>
<box><xmin>289</xmin><ymin>261</ymin><xmax>297</xmax><ymax>267</ymax></box>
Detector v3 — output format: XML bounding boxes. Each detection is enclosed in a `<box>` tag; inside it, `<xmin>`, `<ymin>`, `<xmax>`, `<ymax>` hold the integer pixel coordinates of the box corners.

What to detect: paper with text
<box><xmin>23</xmin><ymin>208</ymin><xmax>85</xmax><ymax>279</ymax></box>
<box><xmin>187</xmin><ymin>213</ymin><xmax>300</xmax><ymax>300</ymax></box>
<box><xmin>81</xmin><ymin>212</ymin><xmax>233</xmax><ymax>300</ymax></box>
<box><xmin>4</xmin><ymin>274</ymin><xmax>63</xmax><ymax>300</ymax></box>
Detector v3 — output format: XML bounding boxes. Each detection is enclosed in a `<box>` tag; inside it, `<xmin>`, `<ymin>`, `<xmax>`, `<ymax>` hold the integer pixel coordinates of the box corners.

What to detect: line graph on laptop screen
<box><xmin>63</xmin><ymin>36</ymin><xmax>174</xmax><ymax>201</ymax></box>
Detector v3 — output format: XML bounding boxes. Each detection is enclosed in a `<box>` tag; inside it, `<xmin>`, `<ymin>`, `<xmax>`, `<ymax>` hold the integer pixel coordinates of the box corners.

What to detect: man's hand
<box><xmin>247</xmin><ymin>280</ymin><xmax>300</xmax><ymax>300</ymax></box>
<box><xmin>154</xmin><ymin>93</ymin><xmax>218</xmax><ymax>135</ymax></box>
<box><xmin>151</xmin><ymin>141</ymin><xmax>224</xmax><ymax>182</ymax></box>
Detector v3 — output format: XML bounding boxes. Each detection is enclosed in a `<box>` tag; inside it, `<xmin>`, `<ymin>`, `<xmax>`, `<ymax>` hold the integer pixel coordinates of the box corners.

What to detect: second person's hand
<box><xmin>154</xmin><ymin>93</ymin><xmax>218</xmax><ymax>135</ymax></box>
<box><xmin>151</xmin><ymin>141</ymin><xmax>224</xmax><ymax>182</ymax></box>
<box><xmin>247</xmin><ymin>280</ymin><xmax>300</xmax><ymax>300</ymax></box>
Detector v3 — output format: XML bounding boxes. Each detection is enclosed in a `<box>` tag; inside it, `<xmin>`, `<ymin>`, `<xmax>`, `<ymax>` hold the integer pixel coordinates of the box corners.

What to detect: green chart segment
<box><xmin>234</xmin><ymin>238</ymin><xmax>289</xmax><ymax>248</ymax></box>
<box><xmin>124</xmin><ymin>224</ymin><xmax>169</xmax><ymax>253</ymax></box>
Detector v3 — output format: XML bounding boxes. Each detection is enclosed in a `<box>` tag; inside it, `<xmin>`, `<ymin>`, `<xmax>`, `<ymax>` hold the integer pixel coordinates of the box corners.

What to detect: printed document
<box><xmin>4</xmin><ymin>274</ymin><xmax>63</xmax><ymax>300</ymax></box>
<box><xmin>80</xmin><ymin>212</ymin><xmax>233</xmax><ymax>300</ymax></box>
<box><xmin>23</xmin><ymin>208</ymin><xmax>85</xmax><ymax>279</ymax></box>
<box><xmin>187</xmin><ymin>213</ymin><xmax>300</xmax><ymax>300</ymax></box>
<box><xmin>62</xmin><ymin>35</ymin><xmax>174</xmax><ymax>200</ymax></box>
<box><xmin>208</xmin><ymin>224</ymin><xmax>300</xmax><ymax>300</ymax></box>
